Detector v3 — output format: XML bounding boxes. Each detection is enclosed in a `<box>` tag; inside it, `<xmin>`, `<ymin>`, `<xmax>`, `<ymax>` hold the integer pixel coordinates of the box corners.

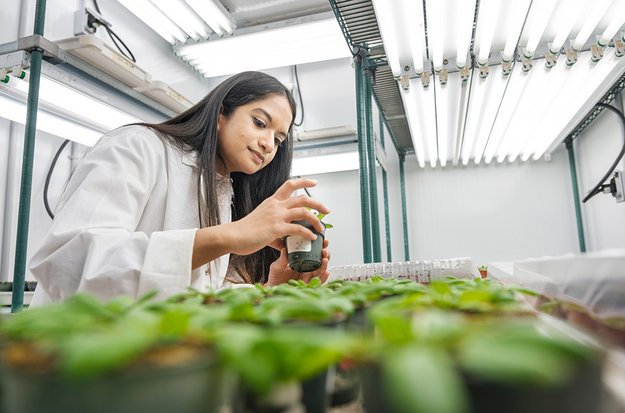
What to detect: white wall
<box><xmin>575</xmin><ymin>92</ymin><xmax>625</xmax><ymax>251</ymax></box>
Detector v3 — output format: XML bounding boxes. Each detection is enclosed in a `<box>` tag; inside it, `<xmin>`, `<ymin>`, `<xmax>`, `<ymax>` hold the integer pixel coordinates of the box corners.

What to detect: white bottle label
<box><xmin>286</xmin><ymin>235</ymin><xmax>312</xmax><ymax>253</ymax></box>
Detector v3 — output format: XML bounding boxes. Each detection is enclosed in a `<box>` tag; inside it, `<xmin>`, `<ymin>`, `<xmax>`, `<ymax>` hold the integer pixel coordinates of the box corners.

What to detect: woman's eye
<box><xmin>274</xmin><ymin>137</ymin><xmax>283</xmax><ymax>146</ymax></box>
<box><xmin>254</xmin><ymin>118</ymin><xmax>266</xmax><ymax>128</ymax></box>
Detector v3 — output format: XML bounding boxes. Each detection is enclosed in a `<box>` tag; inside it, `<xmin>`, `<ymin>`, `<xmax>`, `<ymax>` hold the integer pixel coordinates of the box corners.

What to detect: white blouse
<box><xmin>30</xmin><ymin>125</ymin><xmax>243</xmax><ymax>305</ymax></box>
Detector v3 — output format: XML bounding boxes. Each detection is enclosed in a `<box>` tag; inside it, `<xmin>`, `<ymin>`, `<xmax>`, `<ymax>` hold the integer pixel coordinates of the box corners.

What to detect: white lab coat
<box><xmin>30</xmin><ymin>125</ymin><xmax>243</xmax><ymax>305</ymax></box>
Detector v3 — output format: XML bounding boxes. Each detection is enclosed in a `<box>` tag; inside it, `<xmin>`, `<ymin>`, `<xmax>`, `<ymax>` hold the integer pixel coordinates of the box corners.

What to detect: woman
<box><xmin>30</xmin><ymin>71</ymin><xmax>330</xmax><ymax>304</ymax></box>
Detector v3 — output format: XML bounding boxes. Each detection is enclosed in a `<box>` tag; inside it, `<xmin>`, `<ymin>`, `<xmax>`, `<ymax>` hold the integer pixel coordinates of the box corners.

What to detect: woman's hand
<box><xmin>228</xmin><ymin>178</ymin><xmax>330</xmax><ymax>256</ymax></box>
<box><xmin>266</xmin><ymin>239</ymin><xmax>331</xmax><ymax>286</ymax></box>
<box><xmin>192</xmin><ymin>178</ymin><xmax>330</xmax><ymax>269</ymax></box>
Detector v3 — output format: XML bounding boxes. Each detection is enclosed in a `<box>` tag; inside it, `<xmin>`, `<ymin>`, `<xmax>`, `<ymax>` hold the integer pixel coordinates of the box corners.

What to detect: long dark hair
<box><xmin>140</xmin><ymin>71</ymin><xmax>296</xmax><ymax>283</ymax></box>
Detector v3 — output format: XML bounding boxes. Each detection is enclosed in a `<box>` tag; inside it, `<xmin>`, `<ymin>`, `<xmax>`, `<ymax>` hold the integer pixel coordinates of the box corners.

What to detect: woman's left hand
<box><xmin>266</xmin><ymin>239</ymin><xmax>330</xmax><ymax>286</ymax></box>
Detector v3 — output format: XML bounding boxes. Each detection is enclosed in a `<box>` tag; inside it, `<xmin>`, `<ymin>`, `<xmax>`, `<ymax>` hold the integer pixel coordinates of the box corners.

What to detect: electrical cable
<box><xmin>44</xmin><ymin>139</ymin><xmax>70</xmax><ymax>219</ymax></box>
<box><xmin>295</xmin><ymin>176</ymin><xmax>312</xmax><ymax>197</ymax></box>
<box><xmin>582</xmin><ymin>103</ymin><xmax>625</xmax><ymax>203</ymax></box>
<box><xmin>92</xmin><ymin>0</ymin><xmax>137</xmax><ymax>63</ymax></box>
<box><xmin>293</xmin><ymin>65</ymin><xmax>305</xmax><ymax>127</ymax></box>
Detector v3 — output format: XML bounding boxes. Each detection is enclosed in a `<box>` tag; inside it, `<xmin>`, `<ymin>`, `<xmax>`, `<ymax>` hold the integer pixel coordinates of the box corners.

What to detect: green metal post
<box><xmin>566</xmin><ymin>138</ymin><xmax>587</xmax><ymax>253</ymax></box>
<box><xmin>379</xmin><ymin>117</ymin><xmax>392</xmax><ymax>262</ymax></box>
<box><xmin>12</xmin><ymin>0</ymin><xmax>47</xmax><ymax>312</ymax></box>
<box><xmin>364</xmin><ymin>64</ymin><xmax>381</xmax><ymax>262</ymax></box>
<box><xmin>399</xmin><ymin>153</ymin><xmax>410</xmax><ymax>261</ymax></box>
<box><xmin>355</xmin><ymin>50</ymin><xmax>372</xmax><ymax>263</ymax></box>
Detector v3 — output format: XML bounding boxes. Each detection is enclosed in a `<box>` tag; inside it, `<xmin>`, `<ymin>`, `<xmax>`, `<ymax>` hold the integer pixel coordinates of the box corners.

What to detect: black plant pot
<box><xmin>285</xmin><ymin>220</ymin><xmax>325</xmax><ymax>273</ymax></box>
<box><xmin>1</xmin><ymin>355</ymin><xmax>228</xmax><ymax>413</ymax></box>
<box><xmin>232</xmin><ymin>370</ymin><xmax>329</xmax><ymax>413</ymax></box>
<box><xmin>358</xmin><ymin>357</ymin><xmax>603</xmax><ymax>413</ymax></box>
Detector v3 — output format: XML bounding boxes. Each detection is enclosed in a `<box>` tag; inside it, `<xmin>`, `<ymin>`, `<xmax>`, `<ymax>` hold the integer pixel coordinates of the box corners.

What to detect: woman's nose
<box><xmin>258</xmin><ymin>132</ymin><xmax>275</xmax><ymax>153</ymax></box>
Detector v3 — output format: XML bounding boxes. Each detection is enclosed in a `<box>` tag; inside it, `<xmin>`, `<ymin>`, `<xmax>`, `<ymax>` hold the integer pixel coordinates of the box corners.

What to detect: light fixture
<box><xmin>482</xmin><ymin>65</ymin><xmax>529</xmax><ymax>163</ymax></box>
<box><xmin>0</xmin><ymin>73</ymin><xmax>142</xmax><ymax>146</ymax></box>
<box><xmin>475</xmin><ymin>0</ymin><xmax>500</xmax><ymax>66</ymax></box>
<box><xmin>502</xmin><ymin>0</ymin><xmax>533</xmax><ymax>62</ymax></box>
<box><xmin>291</xmin><ymin>151</ymin><xmax>360</xmax><ymax>176</ymax></box>
<box><xmin>426</xmin><ymin>0</ymin><xmax>444</xmax><ymax>72</ymax></box>
<box><xmin>469</xmin><ymin>65</ymin><xmax>510</xmax><ymax>165</ymax></box>
<box><xmin>501</xmin><ymin>62</ymin><xmax>553</xmax><ymax>162</ymax></box>
<box><xmin>456</xmin><ymin>0</ymin><xmax>478</xmax><ymax>69</ymax></box>
<box><xmin>0</xmin><ymin>94</ymin><xmax>103</xmax><ymax>146</ymax></box>
<box><xmin>530</xmin><ymin>48</ymin><xmax>625</xmax><ymax>160</ymax></box>
<box><xmin>176</xmin><ymin>17</ymin><xmax>351</xmax><ymax>78</ymax></box>
<box><xmin>523</xmin><ymin>0</ymin><xmax>557</xmax><ymax>58</ymax></box>
<box><xmin>434</xmin><ymin>78</ymin><xmax>449</xmax><ymax>167</ymax></box>
<box><xmin>572</xmin><ymin>0</ymin><xmax>613</xmax><ymax>52</ymax></box>
<box><xmin>549</xmin><ymin>0</ymin><xmax>585</xmax><ymax>55</ymax></box>
<box><xmin>116</xmin><ymin>0</ymin><xmax>235</xmax><ymax>44</ymax></box>
<box><xmin>401</xmin><ymin>78</ymin><xmax>436</xmax><ymax>168</ymax></box>
<box><xmin>372</xmin><ymin>0</ymin><xmax>426</xmax><ymax>76</ymax></box>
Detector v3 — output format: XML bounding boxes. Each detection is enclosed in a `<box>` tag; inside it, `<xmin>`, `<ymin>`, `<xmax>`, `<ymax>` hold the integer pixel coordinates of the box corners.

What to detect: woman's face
<box><xmin>217</xmin><ymin>94</ymin><xmax>293</xmax><ymax>175</ymax></box>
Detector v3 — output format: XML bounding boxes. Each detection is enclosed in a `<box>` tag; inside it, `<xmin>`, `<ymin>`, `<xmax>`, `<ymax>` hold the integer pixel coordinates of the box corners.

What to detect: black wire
<box><xmin>93</xmin><ymin>0</ymin><xmax>136</xmax><ymax>63</ymax></box>
<box><xmin>582</xmin><ymin>103</ymin><xmax>625</xmax><ymax>203</ymax></box>
<box><xmin>293</xmin><ymin>65</ymin><xmax>305</xmax><ymax>127</ymax></box>
<box><xmin>44</xmin><ymin>139</ymin><xmax>71</xmax><ymax>219</ymax></box>
<box><xmin>295</xmin><ymin>176</ymin><xmax>312</xmax><ymax>197</ymax></box>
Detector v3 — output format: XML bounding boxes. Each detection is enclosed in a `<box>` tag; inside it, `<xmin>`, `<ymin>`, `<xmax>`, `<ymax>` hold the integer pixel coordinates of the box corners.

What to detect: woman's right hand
<box><xmin>227</xmin><ymin>178</ymin><xmax>330</xmax><ymax>256</ymax></box>
<box><xmin>192</xmin><ymin>178</ymin><xmax>330</xmax><ymax>268</ymax></box>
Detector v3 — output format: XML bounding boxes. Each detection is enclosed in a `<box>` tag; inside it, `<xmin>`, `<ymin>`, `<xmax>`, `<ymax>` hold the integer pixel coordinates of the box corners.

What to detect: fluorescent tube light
<box><xmin>177</xmin><ymin>18</ymin><xmax>350</xmax><ymax>78</ymax></box>
<box><xmin>456</xmin><ymin>0</ymin><xmax>478</xmax><ymax>68</ymax></box>
<box><xmin>483</xmin><ymin>65</ymin><xmax>529</xmax><ymax>163</ymax></box>
<box><xmin>372</xmin><ymin>0</ymin><xmax>427</xmax><ymax>75</ymax></box>
<box><xmin>518</xmin><ymin>61</ymin><xmax>572</xmax><ymax>161</ymax></box>
<box><xmin>185</xmin><ymin>0</ymin><xmax>235</xmax><ymax>35</ymax></box>
<box><xmin>401</xmin><ymin>78</ymin><xmax>436</xmax><ymax>168</ymax></box>
<box><xmin>502</xmin><ymin>0</ymin><xmax>533</xmax><ymax>61</ymax></box>
<box><xmin>116</xmin><ymin>0</ymin><xmax>187</xmax><ymax>44</ymax></box>
<box><xmin>426</xmin><ymin>0</ymin><xmax>444</xmax><ymax>71</ymax></box>
<box><xmin>572</xmin><ymin>0</ymin><xmax>613</xmax><ymax>51</ymax></box>
<box><xmin>502</xmin><ymin>63</ymin><xmax>552</xmax><ymax>162</ymax></box>
<box><xmin>150</xmin><ymin>0</ymin><xmax>210</xmax><ymax>40</ymax></box>
<box><xmin>531</xmin><ymin>48</ymin><xmax>625</xmax><ymax>160</ymax></box>
<box><xmin>291</xmin><ymin>151</ymin><xmax>360</xmax><ymax>176</ymax></box>
<box><xmin>0</xmin><ymin>73</ymin><xmax>141</xmax><ymax>146</ymax></box>
<box><xmin>116</xmin><ymin>0</ymin><xmax>235</xmax><ymax>44</ymax></box>
<box><xmin>469</xmin><ymin>65</ymin><xmax>509</xmax><ymax>165</ymax></box>
<box><xmin>524</xmin><ymin>0</ymin><xmax>557</xmax><ymax>57</ymax></box>
<box><xmin>599</xmin><ymin>2</ymin><xmax>625</xmax><ymax>46</ymax></box>
<box><xmin>371</xmin><ymin>0</ymin><xmax>401</xmax><ymax>76</ymax></box>
<box><xmin>434</xmin><ymin>80</ymin><xmax>449</xmax><ymax>167</ymax></box>
<box><xmin>475</xmin><ymin>0</ymin><xmax>500</xmax><ymax>65</ymax></box>
<box><xmin>0</xmin><ymin>94</ymin><xmax>103</xmax><ymax>146</ymax></box>
<box><xmin>549</xmin><ymin>0</ymin><xmax>585</xmax><ymax>53</ymax></box>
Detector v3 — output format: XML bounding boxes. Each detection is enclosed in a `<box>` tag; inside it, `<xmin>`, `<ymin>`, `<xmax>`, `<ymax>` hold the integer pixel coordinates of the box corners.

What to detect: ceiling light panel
<box><xmin>176</xmin><ymin>18</ymin><xmax>350</xmax><ymax>78</ymax></box>
<box><xmin>375</xmin><ymin>0</ymin><xmax>625</xmax><ymax>167</ymax></box>
<box><xmin>116</xmin><ymin>0</ymin><xmax>236</xmax><ymax>44</ymax></box>
<box><xmin>372</xmin><ymin>0</ymin><xmax>427</xmax><ymax>75</ymax></box>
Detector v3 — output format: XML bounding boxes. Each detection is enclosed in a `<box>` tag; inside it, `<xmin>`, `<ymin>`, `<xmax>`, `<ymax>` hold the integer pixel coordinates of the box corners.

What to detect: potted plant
<box><xmin>0</xmin><ymin>293</ymin><xmax>229</xmax><ymax>413</ymax></box>
<box><xmin>478</xmin><ymin>265</ymin><xmax>488</xmax><ymax>279</ymax></box>
<box><xmin>285</xmin><ymin>213</ymin><xmax>332</xmax><ymax>273</ymax></box>
<box><xmin>351</xmin><ymin>277</ymin><xmax>604</xmax><ymax>413</ymax></box>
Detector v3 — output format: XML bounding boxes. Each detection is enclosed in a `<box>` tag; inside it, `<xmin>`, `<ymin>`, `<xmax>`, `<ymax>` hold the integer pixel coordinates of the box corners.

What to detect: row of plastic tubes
<box><xmin>328</xmin><ymin>258</ymin><xmax>474</xmax><ymax>283</ymax></box>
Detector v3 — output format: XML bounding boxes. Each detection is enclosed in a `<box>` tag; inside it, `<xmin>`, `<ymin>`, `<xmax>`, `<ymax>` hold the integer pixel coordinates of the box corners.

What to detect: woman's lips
<box><xmin>249</xmin><ymin>148</ymin><xmax>265</xmax><ymax>165</ymax></box>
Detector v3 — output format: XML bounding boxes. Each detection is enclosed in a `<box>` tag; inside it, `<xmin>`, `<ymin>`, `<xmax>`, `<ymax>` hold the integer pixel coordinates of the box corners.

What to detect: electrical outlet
<box><xmin>614</xmin><ymin>170</ymin><xmax>624</xmax><ymax>203</ymax></box>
